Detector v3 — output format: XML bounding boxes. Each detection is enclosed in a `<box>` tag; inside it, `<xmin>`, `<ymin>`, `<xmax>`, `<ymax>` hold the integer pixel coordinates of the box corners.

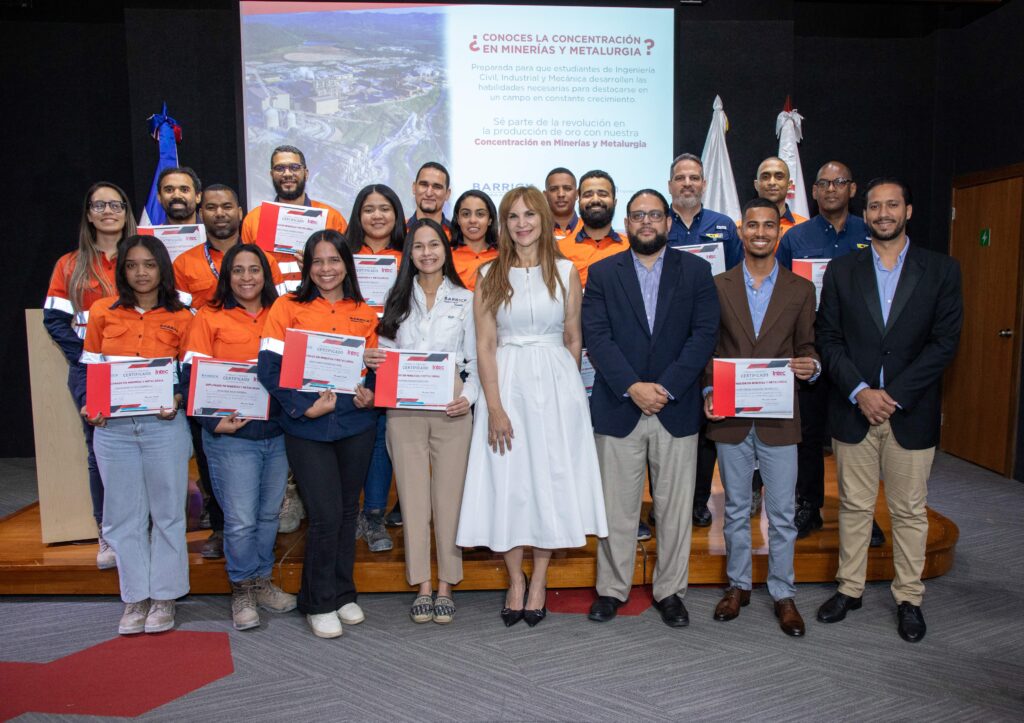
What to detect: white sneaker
<box><xmin>307</xmin><ymin>612</ymin><xmax>343</xmax><ymax>638</ymax></box>
<box><xmin>119</xmin><ymin>599</ymin><xmax>150</xmax><ymax>635</ymax></box>
<box><xmin>96</xmin><ymin>536</ymin><xmax>116</xmax><ymax>570</ymax></box>
<box><xmin>337</xmin><ymin>602</ymin><xmax>365</xmax><ymax>625</ymax></box>
<box><xmin>145</xmin><ymin>599</ymin><xmax>176</xmax><ymax>633</ymax></box>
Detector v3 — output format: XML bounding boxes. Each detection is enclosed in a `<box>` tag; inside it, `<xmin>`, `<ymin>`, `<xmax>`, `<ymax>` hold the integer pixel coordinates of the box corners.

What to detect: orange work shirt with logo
<box><xmin>82</xmin><ymin>297</ymin><xmax>192</xmax><ymax>362</ymax></box>
<box><xmin>173</xmin><ymin>243</ymin><xmax>285</xmax><ymax>309</ymax></box>
<box><xmin>451</xmin><ymin>246</ymin><xmax>497</xmax><ymax>291</ymax></box>
<box><xmin>558</xmin><ymin>228</ymin><xmax>629</xmax><ymax>287</ymax></box>
<box><xmin>46</xmin><ymin>250</ymin><xmax>118</xmax><ymax>338</ymax></box>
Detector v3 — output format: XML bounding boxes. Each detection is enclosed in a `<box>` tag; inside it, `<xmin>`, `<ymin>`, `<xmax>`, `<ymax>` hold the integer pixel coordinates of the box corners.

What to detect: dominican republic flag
<box><xmin>700</xmin><ymin>95</ymin><xmax>741</xmax><ymax>222</ymax></box>
<box><xmin>776</xmin><ymin>96</ymin><xmax>810</xmax><ymax>219</ymax></box>
<box><xmin>138</xmin><ymin>103</ymin><xmax>183</xmax><ymax>227</ymax></box>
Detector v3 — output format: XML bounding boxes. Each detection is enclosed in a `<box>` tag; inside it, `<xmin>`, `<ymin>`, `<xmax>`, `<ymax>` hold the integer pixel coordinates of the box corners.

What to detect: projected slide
<box><xmin>240</xmin><ymin>2</ymin><xmax>673</xmax><ymax>225</ymax></box>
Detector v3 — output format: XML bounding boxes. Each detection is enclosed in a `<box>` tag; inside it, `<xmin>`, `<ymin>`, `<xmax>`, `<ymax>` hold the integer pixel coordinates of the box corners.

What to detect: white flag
<box><xmin>776</xmin><ymin>98</ymin><xmax>809</xmax><ymax>218</ymax></box>
<box><xmin>700</xmin><ymin>96</ymin><xmax>741</xmax><ymax>222</ymax></box>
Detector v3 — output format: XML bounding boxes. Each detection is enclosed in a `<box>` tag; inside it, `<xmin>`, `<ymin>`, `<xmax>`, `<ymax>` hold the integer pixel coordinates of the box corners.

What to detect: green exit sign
<box><xmin>980</xmin><ymin>228</ymin><xmax>991</xmax><ymax>246</ymax></box>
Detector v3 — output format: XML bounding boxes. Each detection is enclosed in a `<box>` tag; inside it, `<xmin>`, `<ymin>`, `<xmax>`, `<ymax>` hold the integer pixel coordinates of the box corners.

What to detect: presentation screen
<box><xmin>239</xmin><ymin>2</ymin><xmax>675</xmax><ymax>227</ymax></box>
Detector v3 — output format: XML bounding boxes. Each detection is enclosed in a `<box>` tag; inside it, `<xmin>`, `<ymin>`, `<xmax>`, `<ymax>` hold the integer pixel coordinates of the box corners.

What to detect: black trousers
<box><xmin>285</xmin><ymin>427</ymin><xmax>376</xmax><ymax>615</ymax></box>
<box><xmin>795</xmin><ymin>378</ymin><xmax>829</xmax><ymax>509</ymax></box>
<box><xmin>188</xmin><ymin>416</ymin><xmax>223</xmax><ymax>531</ymax></box>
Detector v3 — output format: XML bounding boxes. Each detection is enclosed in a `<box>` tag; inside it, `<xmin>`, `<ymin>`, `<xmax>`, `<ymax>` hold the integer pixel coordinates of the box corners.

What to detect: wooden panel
<box><xmin>25</xmin><ymin>309</ymin><xmax>97</xmax><ymax>544</ymax></box>
<box><xmin>942</xmin><ymin>178</ymin><xmax>1023</xmax><ymax>474</ymax></box>
<box><xmin>0</xmin><ymin>459</ymin><xmax>959</xmax><ymax>595</ymax></box>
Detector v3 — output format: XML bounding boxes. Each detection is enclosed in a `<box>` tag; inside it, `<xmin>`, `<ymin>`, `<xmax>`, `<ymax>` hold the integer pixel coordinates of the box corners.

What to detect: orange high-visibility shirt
<box><xmin>184</xmin><ymin>303</ymin><xmax>269</xmax><ymax>364</ymax></box>
<box><xmin>241</xmin><ymin>198</ymin><xmax>348</xmax><ymax>288</ymax></box>
<box><xmin>558</xmin><ymin>228</ymin><xmax>628</xmax><ymax>287</ymax></box>
<box><xmin>451</xmin><ymin>246</ymin><xmax>498</xmax><ymax>291</ymax></box>
<box><xmin>45</xmin><ymin>250</ymin><xmax>117</xmax><ymax>338</ymax></box>
<box><xmin>173</xmin><ymin>242</ymin><xmax>285</xmax><ymax>309</ymax></box>
<box><xmin>82</xmin><ymin>297</ymin><xmax>192</xmax><ymax>362</ymax></box>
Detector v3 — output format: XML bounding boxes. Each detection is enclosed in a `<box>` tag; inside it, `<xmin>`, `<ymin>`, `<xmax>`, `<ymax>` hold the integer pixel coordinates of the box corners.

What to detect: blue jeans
<box><xmin>716</xmin><ymin>428</ymin><xmax>798</xmax><ymax>601</ymax></box>
<box><xmin>95</xmin><ymin>414</ymin><xmax>191</xmax><ymax>603</ymax></box>
<box><xmin>203</xmin><ymin>431</ymin><xmax>289</xmax><ymax>582</ymax></box>
<box><xmin>362</xmin><ymin>413</ymin><xmax>392</xmax><ymax>512</ymax></box>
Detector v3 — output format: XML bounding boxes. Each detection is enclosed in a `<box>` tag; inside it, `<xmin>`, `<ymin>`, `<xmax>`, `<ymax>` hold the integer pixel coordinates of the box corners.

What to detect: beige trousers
<box><xmin>834</xmin><ymin>420</ymin><xmax>935</xmax><ymax>605</ymax></box>
<box><xmin>386</xmin><ymin>407</ymin><xmax>473</xmax><ymax>587</ymax></box>
<box><xmin>595</xmin><ymin>415</ymin><xmax>697</xmax><ymax>602</ymax></box>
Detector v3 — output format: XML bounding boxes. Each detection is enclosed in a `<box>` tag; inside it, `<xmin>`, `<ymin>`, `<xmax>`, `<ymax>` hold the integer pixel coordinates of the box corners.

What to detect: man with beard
<box><xmin>815</xmin><ymin>178</ymin><xmax>961</xmax><ymax>643</ymax></box>
<box><xmin>172</xmin><ymin>184</ymin><xmax>283</xmax><ymax>559</ymax></box>
<box><xmin>241</xmin><ymin>145</ymin><xmax>347</xmax><ymax>290</ymax></box>
<box><xmin>777</xmin><ymin>161</ymin><xmax>877</xmax><ymax>542</ymax></box>
<box><xmin>174</xmin><ymin>185</ymin><xmax>284</xmax><ymax>309</ymax></box>
<box><xmin>559</xmin><ymin>170</ymin><xmax>628</xmax><ymax>287</ymax></box>
<box><xmin>703</xmin><ymin>197</ymin><xmax>819</xmax><ymax>637</ymax></box>
<box><xmin>157</xmin><ymin>167</ymin><xmax>202</xmax><ymax>223</ymax></box>
<box><xmin>582</xmin><ymin>189</ymin><xmax>719</xmax><ymax>628</ymax></box>
<box><xmin>544</xmin><ymin>167</ymin><xmax>583</xmax><ymax>241</ymax></box>
<box><xmin>754</xmin><ymin>156</ymin><xmax>807</xmax><ymax>241</ymax></box>
<box><xmin>666</xmin><ymin>153</ymin><xmax>742</xmax><ymax>269</ymax></box>
<box><xmin>407</xmin><ymin>162</ymin><xmax>453</xmax><ymax>238</ymax></box>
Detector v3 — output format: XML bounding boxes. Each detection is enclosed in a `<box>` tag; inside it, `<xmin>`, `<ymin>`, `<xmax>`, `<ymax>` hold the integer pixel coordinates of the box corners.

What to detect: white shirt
<box><xmin>379</xmin><ymin>276</ymin><xmax>479</xmax><ymax>405</ymax></box>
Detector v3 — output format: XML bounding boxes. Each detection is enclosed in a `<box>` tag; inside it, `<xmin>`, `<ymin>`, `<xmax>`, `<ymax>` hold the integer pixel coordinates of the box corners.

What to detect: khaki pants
<box><xmin>386</xmin><ymin>407</ymin><xmax>473</xmax><ymax>587</ymax></box>
<box><xmin>834</xmin><ymin>420</ymin><xmax>935</xmax><ymax>605</ymax></box>
<box><xmin>595</xmin><ymin>416</ymin><xmax>697</xmax><ymax>602</ymax></box>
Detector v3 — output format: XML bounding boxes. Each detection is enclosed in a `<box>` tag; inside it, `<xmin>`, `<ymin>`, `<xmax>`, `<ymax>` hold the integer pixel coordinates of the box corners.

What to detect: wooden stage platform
<box><xmin>0</xmin><ymin>456</ymin><xmax>958</xmax><ymax>595</ymax></box>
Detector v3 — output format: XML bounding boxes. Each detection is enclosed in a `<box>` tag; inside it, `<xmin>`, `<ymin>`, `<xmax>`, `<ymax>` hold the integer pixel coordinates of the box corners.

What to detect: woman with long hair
<box><xmin>80</xmin><ymin>235</ymin><xmax>193</xmax><ymax>635</ymax></box>
<box><xmin>257</xmin><ymin>230</ymin><xmax>378</xmax><ymax>639</ymax></box>
<box><xmin>344</xmin><ymin>184</ymin><xmax>406</xmax><ymax>553</ymax></box>
<box><xmin>364</xmin><ymin>219</ymin><xmax>476</xmax><ymax>624</ymax></box>
<box><xmin>450</xmin><ymin>189</ymin><xmax>498</xmax><ymax>291</ymax></box>
<box><xmin>183</xmin><ymin>243</ymin><xmax>296</xmax><ymax>631</ymax></box>
<box><xmin>44</xmin><ymin>182</ymin><xmax>137</xmax><ymax>569</ymax></box>
<box><xmin>456</xmin><ymin>186</ymin><xmax>607</xmax><ymax>628</ymax></box>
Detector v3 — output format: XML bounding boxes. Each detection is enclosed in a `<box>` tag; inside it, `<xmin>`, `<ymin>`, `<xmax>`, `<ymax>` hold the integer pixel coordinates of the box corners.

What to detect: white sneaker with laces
<box><xmin>96</xmin><ymin>536</ymin><xmax>117</xmax><ymax>570</ymax></box>
<box><xmin>145</xmin><ymin>599</ymin><xmax>176</xmax><ymax>633</ymax></box>
<box><xmin>119</xmin><ymin>599</ymin><xmax>150</xmax><ymax>635</ymax></box>
<box><xmin>337</xmin><ymin>602</ymin><xmax>365</xmax><ymax>625</ymax></box>
<box><xmin>307</xmin><ymin>612</ymin><xmax>343</xmax><ymax>638</ymax></box>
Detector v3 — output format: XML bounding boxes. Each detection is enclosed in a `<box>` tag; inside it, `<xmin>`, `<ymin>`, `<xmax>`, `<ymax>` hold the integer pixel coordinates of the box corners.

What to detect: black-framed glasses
<box><xmin>628</xmin><ymin>210</ymin><xmax>667</xmax><ymax>222</ymax></box>
<box><xmin>813</xmin><ymin>178</ymin><xmax>852</xmax><ymax>190</ymax></box>
<box><xmin>272</xmin><ymin>163</ymin><xmax>305</xmax><ymax>174</ymax></box>
<box><xmin>89</xmin><ymin>200</ymin><xmax>127</xmax><ymax>213</ymax></box>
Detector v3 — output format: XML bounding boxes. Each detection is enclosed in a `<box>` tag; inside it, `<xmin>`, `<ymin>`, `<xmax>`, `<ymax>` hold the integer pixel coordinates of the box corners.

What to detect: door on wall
<box><xmin>941</xmin><ymin>168</ymin><xmax>1023</xmax><ymax>477</ymax></box>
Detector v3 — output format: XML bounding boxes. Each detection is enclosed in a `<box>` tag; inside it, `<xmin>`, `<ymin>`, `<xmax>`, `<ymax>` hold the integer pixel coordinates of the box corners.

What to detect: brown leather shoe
<box><xmin>713</xmin><ymin>587</ymin><xmax>751</xmax><ymax>621</ymax></box>
<box><xmin>774</xmin><ymin>598</ymin><xmax>806</xmax><ymax>637</ymax></box>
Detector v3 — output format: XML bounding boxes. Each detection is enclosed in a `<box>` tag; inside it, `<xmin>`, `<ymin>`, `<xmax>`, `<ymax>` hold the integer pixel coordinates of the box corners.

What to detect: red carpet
<box><xmin>548</xmin><ymin>584</ymin><xmax>654</xmax><ymax>615</ymax></box>
<box><xmin>0</xmin><ymin>631</ymin><xmax>233</xmax><ymax>720</ymax></box>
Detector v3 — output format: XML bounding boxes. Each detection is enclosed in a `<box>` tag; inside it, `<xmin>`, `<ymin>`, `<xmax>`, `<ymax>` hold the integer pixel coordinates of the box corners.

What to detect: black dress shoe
<box><xmin>870</xmin><ymin>520</ymin><xmax>886</xmax><ymax>548</ymax></box>
<box><xmin>692</xmin><ymin>503</ymin><xmax>712</xmax><ymax>527</ymax></box>
<box><xmin>816</xmin><ymin>592</ymin><xmax>862</xmax><ymax>623</ymax></box>
<box><xmin>588</xmin><ymin>596</ymin><xmax>623</xmax><ymax>622</ymax></box>
<box><xmin>794</xmin><ymin>501</ymin><xmax>823</xmax><ymax>539</ymax></box>
<box><xmin>896</xmin><ymin>602</ymin><xmax>926</xmax><ymax>642</ymax></box>
<box><xmin>524</xmin><ymin>608</ymin><xmax>547</xmax><ymax>627</ymax></box>
<box><xmin>501</xmin><ymin>575</ymin><xmax>528</xmax><ymax>627</ymax></box>
<box><xmin>652</xmin><ymin>595</ymin><xmax>689</xmax><ymax>628</ymax></box>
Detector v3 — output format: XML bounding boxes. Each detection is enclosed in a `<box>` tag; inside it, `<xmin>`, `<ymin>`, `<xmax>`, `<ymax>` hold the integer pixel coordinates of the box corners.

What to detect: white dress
<box><xmin>456</xmin><ymin>259</ymin><xmax>608</xmax><ymax>551</ymax></box>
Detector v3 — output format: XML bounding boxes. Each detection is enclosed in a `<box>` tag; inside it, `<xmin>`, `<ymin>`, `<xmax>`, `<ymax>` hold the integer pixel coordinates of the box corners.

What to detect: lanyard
<box><xmin>203</xmin><ymin>243</ymin><xmax>220</xmax><ymax>280</ymax></box>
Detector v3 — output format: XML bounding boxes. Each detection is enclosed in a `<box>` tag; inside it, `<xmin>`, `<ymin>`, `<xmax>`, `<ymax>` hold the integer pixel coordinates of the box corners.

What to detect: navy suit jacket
<box><xmin>582</xmin><ymin>247</ymin><xmax>720</xmax><ymax>438</ymax></box>
<box><xmin>816</xmin><ymin>243</ymin><xmax>962</xmax><ymax>449</ymax></box>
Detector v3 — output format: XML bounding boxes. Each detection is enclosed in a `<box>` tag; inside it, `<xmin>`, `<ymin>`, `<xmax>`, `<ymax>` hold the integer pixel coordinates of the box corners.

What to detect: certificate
<box><xmin>374</xmin><ymin>349</ymin><xmax>456</xmax><ymax>411</ymax></box>
<box><xmin>354</xmin><ymin>255</ymin><xmax>399</xmax><ymax>307</ymax></box>
<box><xmin>792</xmin><ymin>258</ymin><xmax>830</xmax><ymax>310</ymax></box>
<box><xmin>187</xmin><ymin>358</ymin><xmax>270</xmax><ymax>420</ymax></box>
<box><xmin>86</xmin><ymin>357</ymin><xmax>175</xmax><ymax>418</ymax></box>
<box><xmin>580</xmin><ymin>348</ymin><xmax>595</xmax><ymax>398</ymax></box>
<box><xmin>254</xmin><ymin>201</ymin><xmax>328</xmax><ymax>255</ymax></box>
<box><xmin>279</xmin><ymin>328</ymin><xmax>366</xmax><ymax>394</ymax></box>
<box><xmin>138</xmin><ymin>224</ymin><xmax>206</xmax><ymax>262</ymax></box>
<box><xmin>712</xmin><ymin>358</ymin><xmax>794</xmax><ymax>419</ymax></box>
<box><xmin>673</xmin><ymin>241</ymin><xmax>726</xmax><ymax>276</ymax></box>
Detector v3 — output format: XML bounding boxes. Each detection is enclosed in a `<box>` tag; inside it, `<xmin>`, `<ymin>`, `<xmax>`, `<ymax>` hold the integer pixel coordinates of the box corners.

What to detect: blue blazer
<box><xmin>582</xmin><ymin>248</ymin><xmax>720</xmax><ymax>438</ymax></box>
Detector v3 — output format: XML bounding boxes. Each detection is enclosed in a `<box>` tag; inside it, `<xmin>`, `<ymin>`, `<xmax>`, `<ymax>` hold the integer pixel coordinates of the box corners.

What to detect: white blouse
<box><xmin>379</xmin><ymin>277</ymin><xmax>479</xmax><ymax>406</ymax></box>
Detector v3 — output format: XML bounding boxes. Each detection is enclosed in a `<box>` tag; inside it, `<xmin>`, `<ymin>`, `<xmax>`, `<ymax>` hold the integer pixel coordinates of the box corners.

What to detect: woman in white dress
<box><xmin>456</xmin><ymin>186</ymin><xmax>607</xmax><ymax>628</ymax></box>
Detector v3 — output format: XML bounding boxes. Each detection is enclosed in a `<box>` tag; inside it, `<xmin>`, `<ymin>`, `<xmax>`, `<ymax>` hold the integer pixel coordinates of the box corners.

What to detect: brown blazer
<box><xmin>704</xmin><ymin>263</ymin><xmax>818</xmax><ymax>446</ymax></box>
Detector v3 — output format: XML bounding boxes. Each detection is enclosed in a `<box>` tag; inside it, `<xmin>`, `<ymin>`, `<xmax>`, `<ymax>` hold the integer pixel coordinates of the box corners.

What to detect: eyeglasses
<box><xmin>89</xmin><ymin>201</ymin><xmax>127</xmax><ymax>213</ymax></box>
<box><xmin>813</xmin><ymin>178</ymin><xmax>852</xmax><ymax>190</ymax></box>
<box><xmin>272</xmin><ymin>163</ymin><xmax>305</xmax><ymax>174</ymax></box>
<box><xmin>627</xmin><ymin>210</ymin><xmax>667</xmax><ymax>222</ymax></box>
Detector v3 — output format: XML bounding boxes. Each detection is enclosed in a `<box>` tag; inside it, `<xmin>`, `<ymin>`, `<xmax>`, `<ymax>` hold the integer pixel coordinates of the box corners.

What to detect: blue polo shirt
<box><xmin>776</xmin><ymin>214</ymin><xmax>870</xmax><ymax>269</ymax></box>
<box><xmin>666</xmin><ymin>206</ymin><xmax>742</xmax><ymax>270</ymax></box>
